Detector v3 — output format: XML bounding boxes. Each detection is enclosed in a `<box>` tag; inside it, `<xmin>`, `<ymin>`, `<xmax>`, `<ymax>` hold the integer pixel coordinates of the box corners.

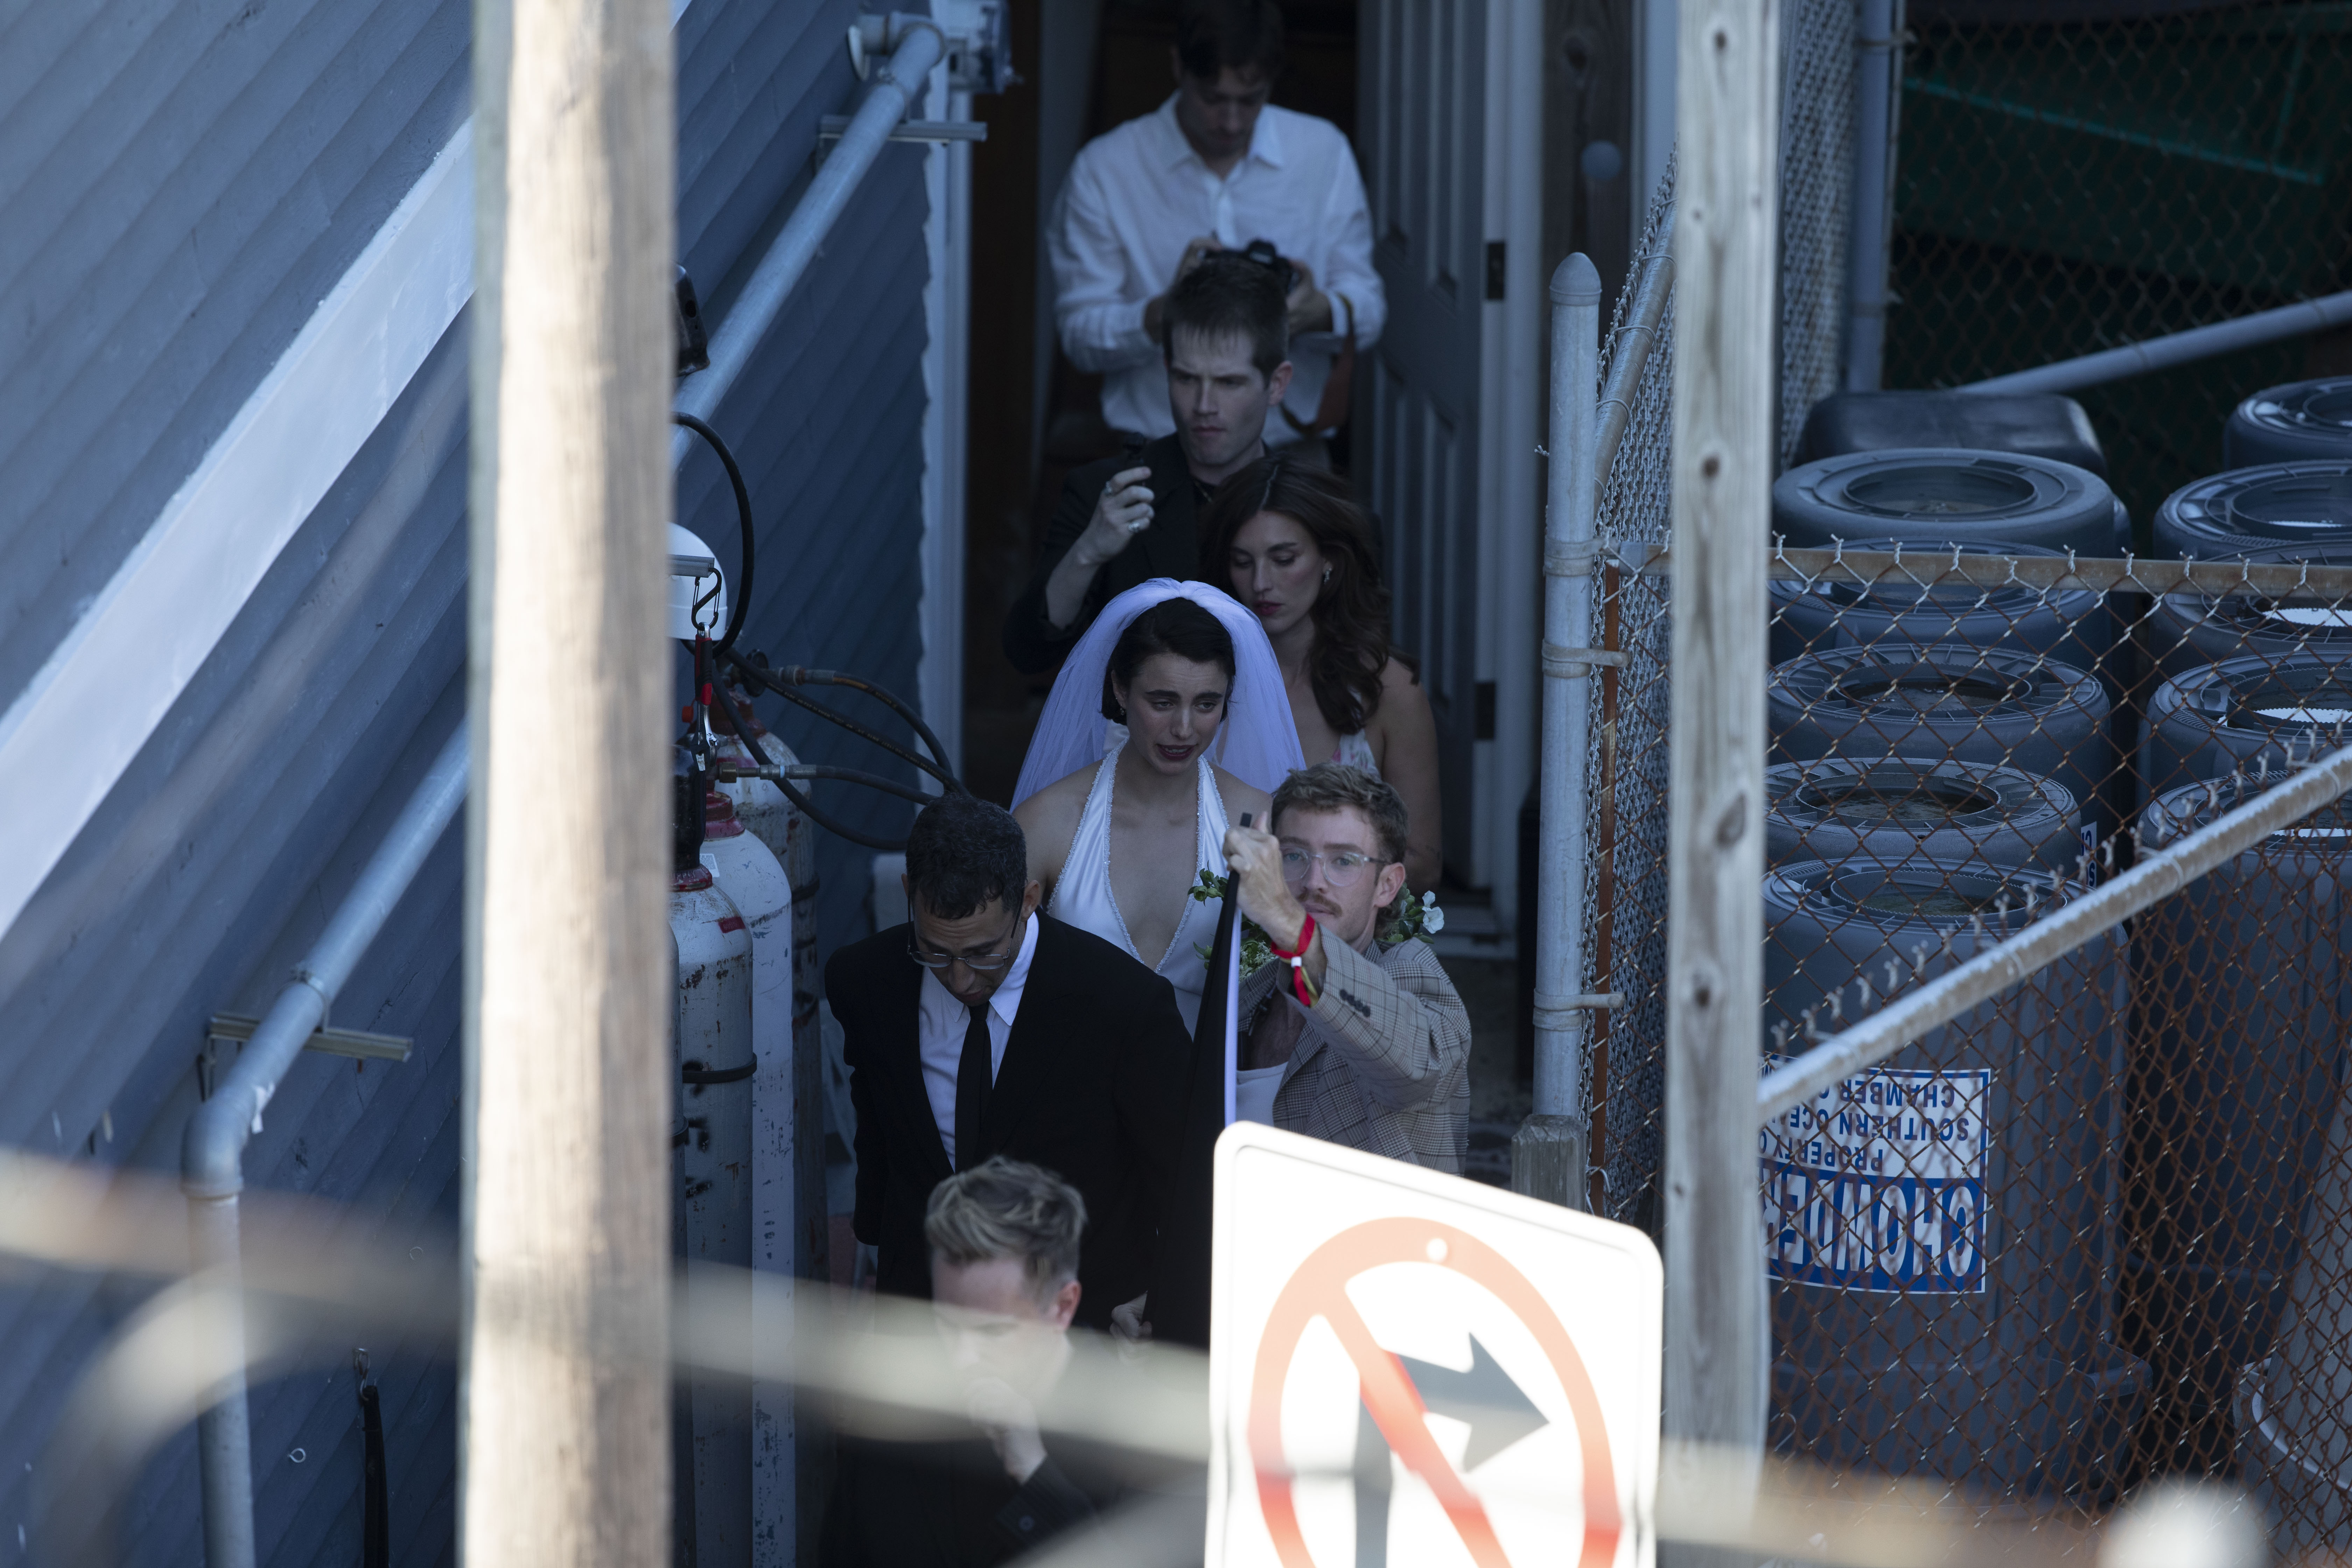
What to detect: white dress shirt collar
<box><xmin>919</xmin><ymin>908</ymin><xmax>1038</xmax><ymax>1030</ymax></box>
<box><xmin>916</xmin><ymin>912</ymin><xmax>1041</xmax><ymax>1169</ymax></box>
<box><xmin>1151</xmin><ymin>93</ymin><xmax>1287</xmax><ymax>173</ymax></box>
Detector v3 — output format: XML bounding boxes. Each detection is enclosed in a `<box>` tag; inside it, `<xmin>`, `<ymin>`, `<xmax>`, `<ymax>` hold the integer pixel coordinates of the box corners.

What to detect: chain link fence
<box><xmin>1748</xmin><ymin>548</ymin><xmax>2352</xmax><ymax>1521</ymax></box>
<box><xmin>1888</xmin><ymin>3</ymin><xmax>2352</xmax><ymax>525</ymax></box>
<box><xmin>1574</xmin><ymin>72</ymin><xmax>2352</xmax><ymax>1538</ymax></box>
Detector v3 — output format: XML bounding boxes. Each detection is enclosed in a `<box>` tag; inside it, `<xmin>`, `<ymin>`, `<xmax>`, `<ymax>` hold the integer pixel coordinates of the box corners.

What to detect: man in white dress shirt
<box><xmin>1049</xmin><ymin>0</ymin><xmax>1385</xmax><ymax>449</ymax></box>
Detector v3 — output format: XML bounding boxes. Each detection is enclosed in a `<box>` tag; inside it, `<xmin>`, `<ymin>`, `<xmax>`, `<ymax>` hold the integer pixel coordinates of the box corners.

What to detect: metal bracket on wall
<box><xmin>207</xmin><ymin>1013</ymin><xmax>414</xmax><ymax>1064</ymax></box>
<box><xmin>849</xmin><ymin>4</ymin><xmax>1014</xmax><ymax>94</ymax></box>
<box><xmin>817</xmin><ymin>116</ymin><xmax>987</xmax><ymax>145</ymax></box>
<box><xmin>814</xmin><ymin>116</ymin><xmax>987</xmax><ymax>169</ymax></box>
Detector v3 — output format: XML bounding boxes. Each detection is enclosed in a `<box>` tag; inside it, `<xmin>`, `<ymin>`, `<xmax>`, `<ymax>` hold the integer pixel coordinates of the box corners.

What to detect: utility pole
<box><xmin>463</xmin><ymin>0</ymin><xmax>675</xmax><ymax>1554</ymax></box>
<box><xmin>1661</xmin><ymin>0</ymin><xmax>1776</xmax><ymax>1558</ymax></box>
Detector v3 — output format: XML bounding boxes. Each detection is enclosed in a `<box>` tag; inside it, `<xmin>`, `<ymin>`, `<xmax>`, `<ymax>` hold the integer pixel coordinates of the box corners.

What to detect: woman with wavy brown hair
<box><xmin>1198</xmin><ymin>455</ymin><xmax>1441</xmax><ymax>890</ymax></box>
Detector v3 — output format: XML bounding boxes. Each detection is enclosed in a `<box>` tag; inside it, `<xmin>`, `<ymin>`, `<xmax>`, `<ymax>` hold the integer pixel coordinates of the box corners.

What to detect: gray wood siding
<box><xmin>0</xmin><ymin>0</ymin><xmax>936</xmax><ymax>1555</ymax></box>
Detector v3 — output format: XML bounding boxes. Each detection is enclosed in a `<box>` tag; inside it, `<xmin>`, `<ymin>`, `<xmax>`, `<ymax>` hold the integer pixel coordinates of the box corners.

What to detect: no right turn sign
<box><xmin>1207</xmin><ymin>1125</ymin><xmax>1662</xmax><ymax>1568</ymax></box>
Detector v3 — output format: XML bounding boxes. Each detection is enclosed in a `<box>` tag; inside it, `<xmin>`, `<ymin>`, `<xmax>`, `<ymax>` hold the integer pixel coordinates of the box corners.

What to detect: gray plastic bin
<box><xmin>2225</xmin><ymin>379</ymin><xmax>2352</xmax><ymax>468</ymax></box>
<box><xmin>1774</xmin><ymin>448</ymin><xmax>2118</xmax><ymax>555</ymax></box>
<box><xmin>1763</xmin><ymin>858</ymin><xmax>2141</xmax><ymax>1493</ymax></box>
<box><xmin>2129</xmin><ymin>784</ymin><xmax>2352</xmax><ymax>1470</ymax></box>
<box><xmin>2154</xmin><ymin>462</ymin><xmax>2352</xmax><ymax>560</ymax></box>
<box><xmin>2143</xmin><ymin>651</ymin><xmax>2352</xmax><ymax>801</ymax></box>
<box><xmin>1764</xmin><ymin>756</ymin><xmax>2084</xmax><ymax>877</ymax></box>
<box><xmin>1770</xmin><ymin>644</ymin><xmax>2113</xmax><ymax>816</ymax></box>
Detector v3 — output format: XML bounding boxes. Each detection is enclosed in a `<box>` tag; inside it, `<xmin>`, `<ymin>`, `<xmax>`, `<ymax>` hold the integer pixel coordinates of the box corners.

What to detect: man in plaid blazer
<box><xmin>1225</xmin><ymin>763</ymin><xmax>1470</xmax><ymax>1170</ymax></box>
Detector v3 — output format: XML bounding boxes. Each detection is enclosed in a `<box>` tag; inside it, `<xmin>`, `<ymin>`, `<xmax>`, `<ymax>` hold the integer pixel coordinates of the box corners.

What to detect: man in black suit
<box><xmin>822</xmin><ymin>1157</ymin><xmax>1110</xmax><ymax>1567</ymax></box>
<box><xmin>1000</xmin><ymin>255</ymin><xmax>1293</xmax><ymax>674</ymax></box>
<box><xmin>826</xmin><ymin>793</ymin><xmax>1192</xmax><ymax>1328</ymax></box>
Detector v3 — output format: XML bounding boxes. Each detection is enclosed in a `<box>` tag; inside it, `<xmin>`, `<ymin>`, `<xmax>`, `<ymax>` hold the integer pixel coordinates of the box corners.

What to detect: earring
<box><xmin>1321</xmin><ymin>565</ymin><xmax>1332</xmax><ymax>584</ymax></box>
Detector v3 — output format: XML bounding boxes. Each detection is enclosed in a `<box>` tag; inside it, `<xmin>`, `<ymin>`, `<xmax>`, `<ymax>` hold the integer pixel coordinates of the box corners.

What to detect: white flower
<box><xmin>1422</xmin><ymin>900</ymin><xmax>1446</xmax><ymax>934</ymax></box>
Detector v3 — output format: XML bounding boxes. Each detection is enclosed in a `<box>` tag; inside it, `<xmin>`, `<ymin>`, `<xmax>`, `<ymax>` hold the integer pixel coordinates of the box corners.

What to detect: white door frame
<box><xmin>918</xmin><ymin>31</ymin><xmax>975</xmax><ymax>780</ymax></box>
<box><xmin>1477</xmin><ymin>0</ymin><xmax>1546</xmax><ymax>928</ymax></box>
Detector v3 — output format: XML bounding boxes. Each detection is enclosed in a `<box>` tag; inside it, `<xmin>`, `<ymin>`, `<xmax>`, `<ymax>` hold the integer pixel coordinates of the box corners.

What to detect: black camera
<box><xmin>1240</xmin><ymin>238</ymin><xmax>1297</xmax><ymax>298</ymax></box>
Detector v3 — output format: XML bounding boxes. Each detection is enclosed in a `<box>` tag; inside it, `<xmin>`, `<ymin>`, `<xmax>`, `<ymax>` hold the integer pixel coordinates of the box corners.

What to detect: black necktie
<box><xmin>955</xmin><ymin>1002</ymin><xmax>992</xmax><ymax>1169</ymax></box>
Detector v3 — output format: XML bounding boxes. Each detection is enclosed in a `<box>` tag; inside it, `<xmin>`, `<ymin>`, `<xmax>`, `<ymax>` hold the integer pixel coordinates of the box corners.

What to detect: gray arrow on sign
<box><xmin>1396</xmin><ymin>1334</ymin><xmax>1549</xmax><ymax>1470</ymax></box>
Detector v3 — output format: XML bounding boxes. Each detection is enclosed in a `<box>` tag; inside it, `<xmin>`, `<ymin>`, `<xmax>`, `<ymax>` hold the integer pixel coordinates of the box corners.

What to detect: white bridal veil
<box><xmin>1009</xmin><ymin>579</ymin><xmax>1307</xmax><ymax>809</ymax></box>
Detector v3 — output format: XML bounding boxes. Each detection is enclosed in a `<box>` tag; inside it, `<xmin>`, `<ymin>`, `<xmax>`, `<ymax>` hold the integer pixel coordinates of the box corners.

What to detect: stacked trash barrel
<box><xmin>1764</xmin><ymin>396</ymin><xmax>2138</xmax><ymax>1495</ymax></box>
<box><xmin>2113</xmin><ymin>377</ymin><xmax>2352</xmax><ymax>1525</ymax></box>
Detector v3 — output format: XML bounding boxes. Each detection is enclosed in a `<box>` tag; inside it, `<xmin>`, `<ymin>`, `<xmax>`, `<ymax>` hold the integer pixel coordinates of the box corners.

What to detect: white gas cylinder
<box><xmin>698</xmin><ymin>789</ymin><xmax>796</xmax><ymax>1559</ymax></box>
<box><xmin>670</xmin><ymin>860</ymin><xmax>753</xmax><ymax>1567</ymax></box>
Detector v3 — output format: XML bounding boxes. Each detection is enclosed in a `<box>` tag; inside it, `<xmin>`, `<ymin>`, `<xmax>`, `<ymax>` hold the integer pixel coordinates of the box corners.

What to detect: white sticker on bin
<box><xmin>1760</xmin><ymin>1054</ymin><xmax>1990</xmax><ymax>1295</ymax></box>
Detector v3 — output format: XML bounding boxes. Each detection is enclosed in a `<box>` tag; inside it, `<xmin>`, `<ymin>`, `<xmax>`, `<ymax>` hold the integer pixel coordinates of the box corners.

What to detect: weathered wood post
<box><xmin>1662</xmin><ymin>0</ymin><xmax>1777</xmax><ymax>1555</ymax></box>
<box><xmin>464</xmin><ymin>0</ymin><xmax>675</xmax><ymax>1553</ymax></box>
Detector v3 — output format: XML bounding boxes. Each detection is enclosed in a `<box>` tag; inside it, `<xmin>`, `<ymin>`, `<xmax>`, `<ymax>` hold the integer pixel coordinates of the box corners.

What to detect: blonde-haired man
<box><xmin>822</xmin><ymin>1158</ymin><xmax>1104</xmax><ymax>1566</ymax></box>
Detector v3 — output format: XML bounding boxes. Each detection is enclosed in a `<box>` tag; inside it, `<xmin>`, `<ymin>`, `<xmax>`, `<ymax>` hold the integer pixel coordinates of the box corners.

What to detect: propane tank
<box><xmin>697</xmin><ymin>788</ymin><xmax>794</xmax><ymax>1550</ymax></box>
<box><xmin>672</xmin><ymin>836</ymin><xmax>754</xmax><ymax>1565</ymax></box>
<box><xmin>713</xmin><ymin>687</ymin><xmax>824</xmax><ymax>1286</ymax></box>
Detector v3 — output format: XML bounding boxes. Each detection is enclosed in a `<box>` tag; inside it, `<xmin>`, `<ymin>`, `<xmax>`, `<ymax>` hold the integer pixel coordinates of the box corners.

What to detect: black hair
<box><xmin>1101</xmin><ymin>598</ymin><xmax>1238</xmax><ymax>722</ymax></box>
<box><xmin>904</xmin><ymin>793</ymin><xmax>1029</xmax><ymax>920</ymax></box>
<box><xmin>1162</xmin><ymin>254</ymin><xmax>1289</xmax><ymax>380</ymax></box>
<box><xmin>1176</xmin><ymin>0</ymin><xmax>1286</xmax><ymax>84</ymax></box>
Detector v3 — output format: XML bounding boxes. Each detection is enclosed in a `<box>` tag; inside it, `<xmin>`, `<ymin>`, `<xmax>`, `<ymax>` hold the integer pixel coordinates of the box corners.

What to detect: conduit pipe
<box><xmin>1758</xmin><ymin>738</ymin><xmax>2352</xmax><ymax>1125</ymax></box>
<box><xmin>1594</xmin><ymin>205</ymin><xmax>1675</xmax><ymax>478</ymax></box>
<box><xmin>184</xmin><ymin>719</ymin><xmax>468</xmax><ymax>1568</ymax></box>
<box><xmin>1964</xmin><ymin>289</ymin><xmax>2352</xmax><ymax>398</ymax></box>
<box><xmin>1512</xmin><ymin>255</ymin><xmax>1606</xmax><ymax>1209</ymax></box>
<box><xmin>672</xmin><ymin>15</ymin><xmax>945</xmax><ymax>443</ymax></box>
<box><xmin>1844</xmin><ymin>0</ymin><xmax>1902</xmax><ymax>392</ymax></box>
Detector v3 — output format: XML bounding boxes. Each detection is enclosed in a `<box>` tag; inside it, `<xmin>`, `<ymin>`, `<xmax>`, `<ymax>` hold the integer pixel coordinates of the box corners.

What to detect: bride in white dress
<box><xmin>1011</xmin><ymin>580</ymin><xmax>1304</xmax><ymax>1031</ymax></box>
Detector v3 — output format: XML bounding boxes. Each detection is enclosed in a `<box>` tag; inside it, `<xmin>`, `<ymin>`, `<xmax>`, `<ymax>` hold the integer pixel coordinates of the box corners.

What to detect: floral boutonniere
<box><xmin>1381</xmin><ymin>889</ymin><xmax>1446</xmax><ymax>946</ymax></box>
<box><xmin>1190</xmin><ymin>873</ymin><xmax>1446</xmax><ymax>971</ymax></box>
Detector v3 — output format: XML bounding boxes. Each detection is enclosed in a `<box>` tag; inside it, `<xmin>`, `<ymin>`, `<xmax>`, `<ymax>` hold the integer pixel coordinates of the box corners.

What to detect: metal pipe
<box><xmin>672</xmin><ymin>16</ymin><xmax>944</xmax><ymax>440</ymax></box>
<box><xmin>1594</xmin><ymin>211</ymin><xmax>1676</xmax><ymax>485</ymax></box>
<box><xmin>1844</xmin><ymin>0</ymin><xmax>1902</xmax><ymax>391</ymax></box>
<box><xmin>1757</xmin><ymin>740</ymin><xmax>2352</xmax><ymax>1125</ymax></box>
<box><xmin>1511</xmin><ymin>254</ymin><xmax>1604</xmax><ymax>1209</ymax></box>
<box><xmin>1962</xmin><ymin>288</ymin><xmax>2352</xmax><ymax>397</ymax></box>
<box><xmin>185</xmin><ymin>720</ymin><xmax>468</xmax><ymax>1568</ymax></box>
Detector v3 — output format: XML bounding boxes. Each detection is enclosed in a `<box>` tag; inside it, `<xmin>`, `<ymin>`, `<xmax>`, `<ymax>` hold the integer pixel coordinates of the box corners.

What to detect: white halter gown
<box><xmin>1050</xmin><ymin>737</ymin><xmax>1232</xmax><ymax>1032</ymax></box>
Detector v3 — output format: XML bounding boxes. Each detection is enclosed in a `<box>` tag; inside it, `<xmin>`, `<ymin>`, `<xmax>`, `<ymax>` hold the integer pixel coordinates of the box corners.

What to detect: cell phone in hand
<box><xmin>1119</xmin><ymin>434</ymin><xmax>1161</xmax><ymax>508</ymax></box>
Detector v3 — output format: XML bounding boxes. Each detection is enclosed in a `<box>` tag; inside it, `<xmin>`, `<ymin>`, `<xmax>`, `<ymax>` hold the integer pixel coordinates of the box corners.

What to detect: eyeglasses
<box><xmin>907</xmin><ymin>910</ymin><xmax>1026</xmax><ymax>973</ymax></box>
<box><xmin>1280</xmin><ymin>848</ymin><xmax>1384</xmax><ymax>890</ymax></box>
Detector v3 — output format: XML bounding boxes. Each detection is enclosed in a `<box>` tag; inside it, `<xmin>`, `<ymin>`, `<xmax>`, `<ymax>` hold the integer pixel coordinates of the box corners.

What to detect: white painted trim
<box><xmin>0</xmin><ymin>126</ymin><xmax>476</xmax><ymax>942</ymax></box>
<box><xmin>0</xmin><ymin>0</ymin><xmax>711</xmax><ymax>946</ymax></box>
<box><xmin>1471</xmin><ymin>0</ymin><xmax>1545</xmax><ymax>923</ymax></box>
<box><xmin>917</xmin><ymin>41</ymin><xmax>973</xmax><ymax>779</ymax></box>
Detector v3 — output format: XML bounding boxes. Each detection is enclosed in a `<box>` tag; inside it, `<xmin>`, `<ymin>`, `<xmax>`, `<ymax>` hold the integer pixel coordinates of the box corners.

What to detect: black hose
<box><xmin>776</xmin><ymin>764</ymin><xmax>940</xmax><ymax>807</ymax></box>
<box><xmin>359</xmin><ymin>1382</ymin><xmax>388</xmax><ymax>1568</ymax></box>
<box><xmin>720</xmin><ymin>645</ymin><xmax>961</xmax><ymax>792</ymax></box>
<box><xmin>712</xmin><ymin>680</ymin><xmax>912</xmax><ymax>852</ymax></box>
<box><xmin>672</xmin><ymin>413</ymin><xmax>753</xmax><ymax>652</ymax></box>
<box><xmin>748</xmin><ymin>652</ymin><xmax>957</xmax><ymax>780</ymax></box>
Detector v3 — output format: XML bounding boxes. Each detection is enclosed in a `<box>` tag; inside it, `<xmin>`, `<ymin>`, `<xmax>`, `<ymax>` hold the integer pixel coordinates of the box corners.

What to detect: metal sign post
<box><xmin>1662</xmin><ymin>0</ymin><xmax>1778</xmax><ymax>1556</ymax></box>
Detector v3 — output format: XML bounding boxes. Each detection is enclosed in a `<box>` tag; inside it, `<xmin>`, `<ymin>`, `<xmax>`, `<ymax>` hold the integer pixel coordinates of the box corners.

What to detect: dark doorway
<box><xmin>959</xmin><ymin>0</ymin><xmax>1362</xmax><ymax>807</ymax></box>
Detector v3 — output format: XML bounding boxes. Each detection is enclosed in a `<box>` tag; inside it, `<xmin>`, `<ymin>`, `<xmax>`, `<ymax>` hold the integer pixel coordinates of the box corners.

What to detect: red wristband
<box><xmin>1268</xmin><ymin>912</ymin><xmax>1318</xmax><ymax>1009</ymax></box>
